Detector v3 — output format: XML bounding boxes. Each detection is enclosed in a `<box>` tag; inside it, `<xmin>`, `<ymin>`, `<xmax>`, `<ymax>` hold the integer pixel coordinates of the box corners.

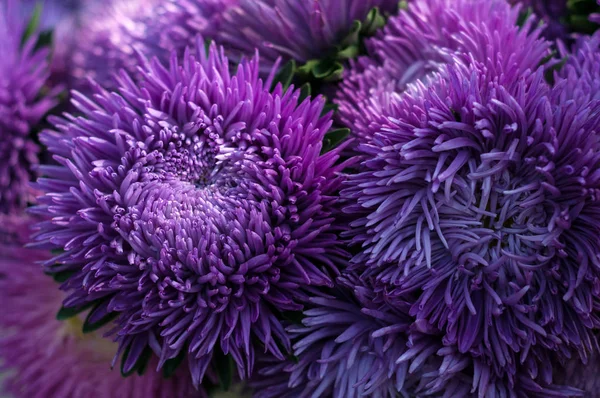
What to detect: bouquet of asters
<box><xmin>2</xmin><ymin>0</ymin><xmax>600</xmax><ymax>397</ymax></box>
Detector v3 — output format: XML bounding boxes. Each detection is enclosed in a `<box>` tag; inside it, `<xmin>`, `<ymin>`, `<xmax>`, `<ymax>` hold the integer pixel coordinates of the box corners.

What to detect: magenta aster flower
<box><xmin>216</xmin><ymin>0</ymin><xmax>399</xmax><ymax>72</ymax></box>
<box><xmin>33</xmin><ymin>41</ymin><xmax>349</xmax><ymax>386</ymax></box>
<box><xmin>0</xmin><ymin>217</ymin><xmax>202</xmax><ymax>398</ymax></box>
<box><xmin>341</xmin><ymin>40</ymin><xmax>600</xmax><ymax>393</ymax></box>
<box><xmin>336</xmin><ymin>0</ymin><xmax>550</xmax><ymax>145</ymax></box>
<box><xmin>0</xmin><ymin>0</ymin><xmax>58</xmax><ymax>213</ymax></box>
<box><xmin>62</xmin><ymin>0</ymin><xmax>233</xmax><ymax>91</ymax></box>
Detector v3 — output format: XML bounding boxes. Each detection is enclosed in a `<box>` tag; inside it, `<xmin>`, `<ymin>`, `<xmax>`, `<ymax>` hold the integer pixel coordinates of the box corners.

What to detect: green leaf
<box><xmin>121</xmin><ymin>343</ymin><xmax>152</xmax><ymax>378</ymax></box>
<box><xmin>544</xmin><ymin>57</ymin><xmax>568</xmax><ymax>84</ymax></box>
<box><xmin>272</xmin><ymin>60</ymin><xmax>297</xmax><ymax>90</ymax></box>
<box><xmin>48</xmin><ymin>270</ymin><xmax>76</xmax><ymax>283</ymax></box>
<box><xmin>134</xmin><ymin>346</ymin><xmax>153</xmax><ymax>376</ymax></box>
<box><xmin>56</xmin><ymin>302</ymin><xmax>94</xmax><ymax>321</ymax></box>
<box><xmin>399</xmin><ymin>0</ymin><xmax>409</xmax><ymax>10</ymax></box>
<box><xmin>322</xmin><ymin>128</ymin><xmax>351</xmax><ymax>154</ymax></box>
<box><xmin>321</xmin><ymin>102</ymin><xmax>339</xmax><ymax>116</ymax></box>
<box><xmin>204</xmin><ymin>38</ymin><xmax>213</xmax><ymax>55</ymax></box>
<box><xmin>341</xmin><ymin>20</ymin><xmax>362</xmax><ymax>48</ymax></box>
<box><xmin>162</xmin><ymin>348</ymin><xmax>187</xmax><ymax>379</ymax></box>
<box><xmin>213</xmin><ymin>345</ymin><xmax>235</xmax><ymax>391</ymax></box>
<box><xmin>82</xmin><ymin>302</ymin><xmax>118</xmax><ymax>334</ymax></box>
<box><xmin>516</xmin><ymin>7</ymin><xmax>534</xmax><ymax>29</ymax></box>
<box><xmin>21</xmin><ymin>3</ymin><xmax>42</xmax><ymax>47</ymax></box>
<box><xmin>280</xmin><ymin>310</ymin><xmax>304</xmax><ymax>324</ymax></box>
<box><xmin>35</xmin><ymin>29</ymin><xmax>53</xmax><ymax>51</ymax></box>
<box><xmin>299</xmin><ymin>83</ymin><xmax>312</xmax><ymax>103</ymax></box>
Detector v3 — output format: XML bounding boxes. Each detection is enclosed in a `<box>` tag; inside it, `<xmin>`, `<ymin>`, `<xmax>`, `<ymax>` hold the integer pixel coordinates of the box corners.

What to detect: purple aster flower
<box><xmin>509</xmin><ymin>0</ymin><xmax>569</xmax><ymax>39</ymax></box>
<box><xmin>554</xmin><ymin>353</ymin><xmax>600</xmax><ymax>397</ymax></box>
<box><xmin>251</xmin><ymin>274</ymin><xmax>582</xmax><ymax>397</ymax></box>
<box><xmin>592</xmin><ymin>0</ymin><xmax>600</xmax><ymax>24</ymax></box>
<box><xmin>33</xmin><ymin>41</ymin><xmax>349</xmax><ymax>386</ymax></box>
<box><xmin>0</xmin><ymin>217</ymin><xmax>202</xmax><ymax>398</ymax></box>
<box><xmin>341</xmin><ymin>36</ymin><xmax>600</xmax><ymax>393</ymax></box>
<box><xmin>250</xmin><ymin>275</ymin><xmax>415</xmax><ymax>398</ymax></box>
<box><xmin>216</xmin><ymin>0</ymin><xmax>399</xmax><ymax>73</ymax></box>
<box><xmin>60</xmin><ymin>0</ymin><xmax>234</xmax><ymax>91</ymax></box>
<box><xmin>510</xmin><ymin>0</ymin><xmax>600</xmax><ymax>38</ymax></box>
<box><xmin>336</xmin><ymin>0</ymin><xmax>551</xmax><ymax>145</ymax></box>
<box><xmin>0</xmin><ymin>0</ymin><xmax>58</xmax><ymax>214</ymax></box>
<box><xmin>18</xmin><ymin>0</ymin><xmax>83</xmax><ymax>30</ymax></box>
<box><xmin>553</xmin><ymin>32</ymin><xmax>600</xmax><ymax>106</ymax></box>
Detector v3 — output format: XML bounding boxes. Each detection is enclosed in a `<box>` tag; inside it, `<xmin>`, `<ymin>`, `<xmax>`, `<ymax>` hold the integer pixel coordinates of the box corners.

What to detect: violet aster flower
<box><xmin>510</xmin><ymin>0</ymin><xmax>600</xmax><ymax>38</ymax></box>
<box><xmin>216</xmin><ymin>0</ymin><xmax>399</xmax><ymax>74</ymax></box>
<box><xmin>0</xmin><ymin>0</ymin><xmax>57</xmax><ymax>214</ymax></box>
<box><xmin>341</xmin><ymin>40</ymin><xmax>600</xmax><ymax>393</ymax></box>
<box><xmin>554</xmin><ymin>353</ymin><xmax>600</xmax><ymax>397</ymax></box>
<box><xmin>33</xmin><ymin>41</ymin><xmax>349</xmax><ymax>386</ymax></box>
<box><xmin>250</xmin><ymin>275</ymin><xmax>416</xmax><ymax>398</ymax></box>
<box><xmin>62</xmin><ymin>0</ymin><xmax>233</xmax><ymax>91</ymax></box>
<box><xmin>0</xmin><ymin>217</ymin><xmax>203</xmax><ymax>398</ymax></box>
<box><xmin>509</xmin><ymin>0</ymin><xmax>569</xmax><ymax>38</ymax></box>
<box><xmin>553</xmin><ymin>32</ymin><xmax>600</xmax><ymax>106</ymax></box>
<box><xmin>18</xmin><ymin>0</ymin><xmax>83</xmax><ymax>30</ymax></box>
<box><xmin>336</xmin><ymin>0</ymin><xmax>550</xmax><ymax>145</ymax></box>
<box><xmin>251</xmin><ymin>275</ymin><xmax>582</xmax><ymax>397</ymax></box>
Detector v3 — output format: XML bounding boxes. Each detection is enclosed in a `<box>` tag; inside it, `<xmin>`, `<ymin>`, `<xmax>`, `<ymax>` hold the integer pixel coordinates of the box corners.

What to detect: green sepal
<box><xmin>322</xmin><ymin>128</ymin><xmax>351</xmax><ymax>154</ymax></box>
<box><xmin>312</xmin><ymin>60</ymin><xmax>344</xmax><ymax>81</ymax></box>
<box><xmin>82</xmin><ymin>302</ymin><xmax>118</xmax><ymax>334</ymax></box>
<box><xmin>162</xmin><ymin>348</ymin><xmax>187</xmax><ymax>379</ymax></box>
<box><xmin>337</xmin><ymin>45</ymin><xmax>360</xmax><ymax>60</ymax></box>
<box><xmin>295</xmin><ymin>58</ymin><xmax>343</xmax><ymax>82</ymax></box>
<box><xmin>340</xmin><ymin>20</ymin><xmax>362</xmax><ymax>49</ymax></box>
<box><xmin>213</xmin><ymin>345</ymin><xmax>235</xmax><ymax>391</ymax></box>
<box><xmin>362</xmin><ymin>7</ymin><xmax>386</xmax><ymax>36</ymax></box>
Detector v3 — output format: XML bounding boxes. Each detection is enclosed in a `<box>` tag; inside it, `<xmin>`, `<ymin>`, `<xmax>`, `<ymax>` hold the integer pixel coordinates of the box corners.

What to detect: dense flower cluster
<box><xmin>5</xmin><ymin>0</ymin><xmax>600</xmax><ymax>397</ymax></box>
<box><xmin>340</xmin><ymin>10</ymin><xmax>600</xmax><ymax>397</ymax></box>
<box><xmin>336</xmin><ymin>0</ymin><xmax>549</xmax><ymax>145</ymax></box>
